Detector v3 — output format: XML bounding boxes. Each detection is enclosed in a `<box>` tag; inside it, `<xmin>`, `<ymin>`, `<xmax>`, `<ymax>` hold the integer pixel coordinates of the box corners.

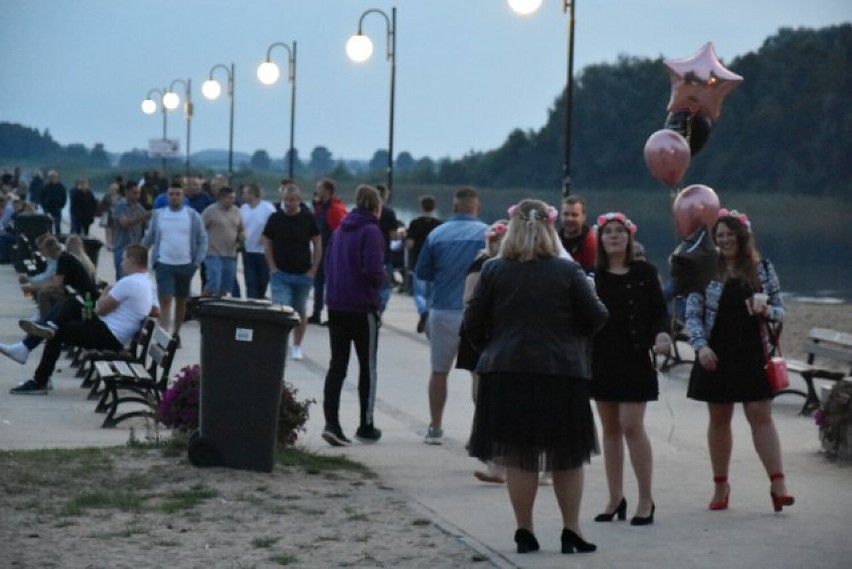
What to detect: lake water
<box><xmin>385</xmin><ymin>187</ymin><xmax>852</xmax><ymax>302</ymax></box>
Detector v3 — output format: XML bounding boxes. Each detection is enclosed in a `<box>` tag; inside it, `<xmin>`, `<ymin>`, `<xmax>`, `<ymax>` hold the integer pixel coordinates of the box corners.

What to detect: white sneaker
<box><xmin>0</xmin><ymin>342</ymin><xmax>30</xmax><ymax>365</ymax></box>
<box><xmin>289</xmin><ymin>345</ymin><xmax>304</xmax><ymax>360</ymax></box>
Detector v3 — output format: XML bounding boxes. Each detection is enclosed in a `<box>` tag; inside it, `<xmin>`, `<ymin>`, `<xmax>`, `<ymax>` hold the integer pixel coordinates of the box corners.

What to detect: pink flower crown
<box><xmin>594</xmin><ymin>212</ymin><xmax>637</xmax><ymax>235</ymax></box>
<box><xmin>485</xmin><ymin>222</ymin><xmax>507</xmax><ymax>241</ymax></box>
<box><xmin>506</xmin><ymin>203</ymin><xmax>558</xmax><ymax>224</ymax></box>
<box><xmin>717</xmin><ymin>208</ymin><xmax>751</xmax><ymax>231</ymax></box>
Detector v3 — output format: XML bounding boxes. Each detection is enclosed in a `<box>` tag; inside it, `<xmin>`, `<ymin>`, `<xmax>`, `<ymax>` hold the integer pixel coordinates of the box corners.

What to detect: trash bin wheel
<box><xmin>188</xmin><ymin>430</ymin><xmax>223</xmax><ymax>468</ymax></box>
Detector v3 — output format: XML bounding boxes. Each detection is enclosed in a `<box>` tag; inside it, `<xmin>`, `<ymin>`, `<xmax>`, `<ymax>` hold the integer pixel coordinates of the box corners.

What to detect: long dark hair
<box><xmin>713</xmin><ymin>217</ymin><xmax>760</xmax><ymax>288</ymax></box>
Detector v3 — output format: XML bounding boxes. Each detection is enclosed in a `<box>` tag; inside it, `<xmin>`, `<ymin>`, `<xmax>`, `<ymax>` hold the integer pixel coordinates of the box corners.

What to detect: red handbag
<box><xmin>762</xmin><ymin>321</ymin><xmax>789</xmax><ymax>391</ymax></box>
<box><xmin>766</xmin><ymin>355</ymin><xmax>790</xmax><ymax>391</ymax></box>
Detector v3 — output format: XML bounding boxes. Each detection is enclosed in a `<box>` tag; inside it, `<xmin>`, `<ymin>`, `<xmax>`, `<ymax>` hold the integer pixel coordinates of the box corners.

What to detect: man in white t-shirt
<box><xmin>240</xmin><ymin>183</ymin><xmax>275</xmax><ymax>299</ymax></box>
<box><xmin>142</xmin><ymin>183</ymin><xmax>208</xmax><ymax>346</ymax></box>
<box><xmin>10</xmin><ymin>244</ymin><xmax>155</xmax><ymax>395</ymax></box>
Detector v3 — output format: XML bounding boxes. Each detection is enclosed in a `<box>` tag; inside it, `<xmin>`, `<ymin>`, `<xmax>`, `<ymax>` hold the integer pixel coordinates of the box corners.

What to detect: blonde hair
<box><xmin>65</xmin><ymin>234</ymin><xmax>97</xmax><ymax>279</ymax></box>
<box><xmin>499</xmin><ymin>199</ymin><xmax>560</xmax><ymax>262</ymax></box>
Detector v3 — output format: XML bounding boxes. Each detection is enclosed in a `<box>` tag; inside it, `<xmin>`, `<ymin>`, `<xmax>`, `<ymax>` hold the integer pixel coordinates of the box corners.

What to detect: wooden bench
<box><xmin>775</xmin><ymin>327</ymin><xmax>852</xmax><ymax>415</ymax></box>
<box><xmin>94</xmin><ymin>325</ymin><xmax>178</xmax><ymax>428</ymax></box>
<box><xmin>80</xmin><ymin>318</ymin><xmax>156</xmax><ymax>400</ymax></box>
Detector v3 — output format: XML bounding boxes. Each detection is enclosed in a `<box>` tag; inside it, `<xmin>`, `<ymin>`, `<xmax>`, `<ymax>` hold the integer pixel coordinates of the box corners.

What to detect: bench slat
<box><xmin>810</xmin><ymin>327</ymin><xmax>852</xmax><ymax>347</ymax></box>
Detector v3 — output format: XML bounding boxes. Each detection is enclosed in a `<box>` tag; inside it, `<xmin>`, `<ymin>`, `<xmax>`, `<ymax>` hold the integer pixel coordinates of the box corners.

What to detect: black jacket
<box><xmin>464</xmin><ymin>256</ymin><xmax>608</xmax><ymax>379</ymax></box>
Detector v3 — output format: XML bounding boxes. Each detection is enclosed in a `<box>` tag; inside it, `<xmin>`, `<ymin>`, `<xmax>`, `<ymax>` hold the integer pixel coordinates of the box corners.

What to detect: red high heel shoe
<box><xmin>708</xmin><ymin>476</ymin><xmax>730</xmax><ymax>511</ymax></box>
<box><xmin>770</xmin><ymin>473</ymin><xmax>795</xmax><ymax>512</ymax></box>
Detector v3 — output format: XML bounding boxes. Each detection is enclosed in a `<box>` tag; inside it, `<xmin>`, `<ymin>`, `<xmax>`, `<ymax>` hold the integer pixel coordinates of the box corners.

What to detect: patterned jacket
<box><xmin>685</xmin><ymin>258</ymin><xmax>784</xmax><ymax>352</ymax></box>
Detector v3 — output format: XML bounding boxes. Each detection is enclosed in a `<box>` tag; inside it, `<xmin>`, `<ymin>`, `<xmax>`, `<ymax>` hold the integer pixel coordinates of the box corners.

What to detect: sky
<box><xmin>2</xmin><ymin>0</ymin><xmax>850</xmax><ymax>163</ymax></box>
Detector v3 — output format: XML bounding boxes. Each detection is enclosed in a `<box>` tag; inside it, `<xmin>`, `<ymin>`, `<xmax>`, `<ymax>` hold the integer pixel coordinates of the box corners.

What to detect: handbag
<box><xmin>762</xmin><ymin>320</ymin><xmax>789</xmax><ymax>391</ymax></box>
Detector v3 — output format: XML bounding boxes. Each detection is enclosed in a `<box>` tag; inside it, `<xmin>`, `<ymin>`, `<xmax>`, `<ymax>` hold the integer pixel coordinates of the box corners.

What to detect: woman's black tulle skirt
<box><xmin>468</xmin><ymin>372</ymin><xmax>599</xmax><ymax>472</ymax></box>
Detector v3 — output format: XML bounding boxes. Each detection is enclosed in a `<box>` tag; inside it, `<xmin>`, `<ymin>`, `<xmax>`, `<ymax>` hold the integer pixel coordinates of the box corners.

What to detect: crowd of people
<box><xmin>0</xmin><ymin>166</ymin><xmax>795</xmax><ymax>556</ymax></box>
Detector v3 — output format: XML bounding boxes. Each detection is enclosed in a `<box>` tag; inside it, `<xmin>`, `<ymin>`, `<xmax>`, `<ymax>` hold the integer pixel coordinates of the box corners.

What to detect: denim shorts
<box><xmin>269</xmin><ymin>270</ymin><xmax>313</xmax><ymax>315</ymax></box>
<box><xmin>203</xmin><ymin>255</ymin><xmax>237</xmax><ymax>296</ymax></box>
<box><xmin>154</xmin><ymin>262</ymin><xmax>197</xmax><ymax>298</ymax></box>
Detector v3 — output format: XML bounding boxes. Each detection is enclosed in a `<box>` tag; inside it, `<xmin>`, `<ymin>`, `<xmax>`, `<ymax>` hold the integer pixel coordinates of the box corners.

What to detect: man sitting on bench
<box><xmin>7</xmin><ymin>244</ymin><xmax>154</xmax><ymax>395</ymax></box>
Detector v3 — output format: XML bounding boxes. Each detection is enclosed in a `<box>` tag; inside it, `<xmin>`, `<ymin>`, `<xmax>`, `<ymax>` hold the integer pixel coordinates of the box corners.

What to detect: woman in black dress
<box><xmin>685</xmin><ymin>209</ymin><xmax>794</xmax><ymax>512</ymax></box>
<box><xmin>466</xmin><ymin>199</ymin><xmax>608</xmax><ymax>555</ymax></box>
<box><xmin>590</xmin><ymin>213</ymin><xmax>670</xmax><ymax>526</ymax></box>
<box><xmin>457</xmin><ymin>219</ymin><xmax>508</xmax><ymax>484</ymax></box>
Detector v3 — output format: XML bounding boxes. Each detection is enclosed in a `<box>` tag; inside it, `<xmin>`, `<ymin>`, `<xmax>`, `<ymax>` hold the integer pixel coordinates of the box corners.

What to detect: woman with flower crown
<box><xmin>465</xmin><ymin>199</ymin><xmax>608</xmax><ymax>555</ymax></box>
<box><xmin>685</xmin><ymin>208</ymin><xmax>795</xmax><ymax>513</ymax></box>
<box><xmin>590</xmin><ymin>212</ymin><xmax>671</xmax><ymax>527</ymax></box>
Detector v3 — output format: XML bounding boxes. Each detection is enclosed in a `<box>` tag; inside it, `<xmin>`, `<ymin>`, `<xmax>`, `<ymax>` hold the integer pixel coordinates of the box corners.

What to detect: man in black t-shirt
<box><xmin>262</xmin><ymin>184</ymin><xmax>321</xmax><ymax>360</ymax></box>
<box><xmin>406</xmin><ymin>195</ymin><xmax>442</xmax><ymax>333</ymax></box>
<box><xmin>21</xmin><ymin>235</ymin><xmax>99</xmax><ymax>317</ymax></box>
<box><xmin>375</xmin><ymin>185</ymin><xmax>402</xmax><ymax>313</ymax></box>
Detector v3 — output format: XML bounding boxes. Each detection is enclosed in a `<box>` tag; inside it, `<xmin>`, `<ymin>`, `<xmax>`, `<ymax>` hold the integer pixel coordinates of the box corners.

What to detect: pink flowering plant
<box><xmin>816</xmin><ymin>381</ymin><xmax>852</xmax><ymax>458</ymax></box>
<box><xmin>157</xmin><ymin>363</ymin><xmax>313</xmax><ymax>446</ymax></box>
<box><xmin>158</xmin><ymin>364</ymin><xmax>201</xmax><ymax>432</ymax></box>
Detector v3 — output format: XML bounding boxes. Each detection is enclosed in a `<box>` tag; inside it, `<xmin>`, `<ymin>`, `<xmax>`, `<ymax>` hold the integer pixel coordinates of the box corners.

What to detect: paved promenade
<box><xmin>1</xmin><ymin>231</ymin><xmax>850</xmax><ymax>568</ymax></box>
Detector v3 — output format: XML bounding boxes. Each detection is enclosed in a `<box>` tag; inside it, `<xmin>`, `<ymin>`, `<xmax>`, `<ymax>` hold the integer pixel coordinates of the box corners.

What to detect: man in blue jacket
<box><xmin>321</xmin><ymin>185</ymin><xmax>385</xmax><ymax>446</ymax></box>
<box><xmin>415</xmin><ymin>187</ymin><xmax>488</xmax><ymax>445</ymax></box>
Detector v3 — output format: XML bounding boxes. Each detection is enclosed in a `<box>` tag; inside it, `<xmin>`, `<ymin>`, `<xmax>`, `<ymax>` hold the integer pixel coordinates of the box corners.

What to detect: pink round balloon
<box><xmin>672</xmin><ymin>184</ymin><xmax>720</xmax><ymax>238</ymax></box>
<box><xmin>644</xmin><ymin>129</ymin><xmax>691</xmax><ymax>188</ymax></box>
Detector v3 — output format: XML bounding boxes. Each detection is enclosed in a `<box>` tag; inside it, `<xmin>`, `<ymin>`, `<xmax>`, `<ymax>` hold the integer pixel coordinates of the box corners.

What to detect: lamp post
<box><xmin>346</xmin><ymin>7</ymin><xmax>396</xmax><ymax>193</ymax></box>
<box><xmin>141</xmin><ymin>87</ymin><xmax>169</xmax><ymax>172</ymax></box>
<box><xmin>202</xmin><ymin>63</ymin><xmax>236</xmax><ymax>175</ymax></box>
<box><xmin>508</xmin><ymin>0</ymin><xmax>576</xmax><ymax>199</ymax></box>
<box><xmin>164</xmin><ymin>78</ymin><xmax>193</xmax><ymax>176</ymax></box>
<box><xmin>258</xmin><ymin>42</ymin><xmax>297</xmax><ymax>179</ymax></box>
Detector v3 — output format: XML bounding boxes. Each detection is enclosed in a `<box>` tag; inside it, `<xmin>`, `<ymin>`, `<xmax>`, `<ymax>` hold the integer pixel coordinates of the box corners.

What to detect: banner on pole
<box><xmin>148</xmin><ymin>138</ymin><xmax>181</xmax><ymax>158</ymax></box>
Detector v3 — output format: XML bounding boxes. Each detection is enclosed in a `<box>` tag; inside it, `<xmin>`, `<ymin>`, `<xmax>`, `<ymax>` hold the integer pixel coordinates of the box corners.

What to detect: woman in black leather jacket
<box><xmin>465</xmin><ymin>199</ymin><xmax>608</xmax><ymax>556</ymax></box>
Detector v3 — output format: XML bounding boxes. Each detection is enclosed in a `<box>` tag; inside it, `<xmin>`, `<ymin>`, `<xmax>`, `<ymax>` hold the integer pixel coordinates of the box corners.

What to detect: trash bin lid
<box><xmin>192</xmin><ymin>297</ymin><xmax>299</xmax><ymax>325</ymax></box>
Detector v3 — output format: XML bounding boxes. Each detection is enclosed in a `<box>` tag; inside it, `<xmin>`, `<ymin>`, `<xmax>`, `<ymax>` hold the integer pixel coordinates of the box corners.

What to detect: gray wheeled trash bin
<box><xmin>189</xmin><ymin>298</ymin><xmax>299</xmax><ymax>472</ymax></box>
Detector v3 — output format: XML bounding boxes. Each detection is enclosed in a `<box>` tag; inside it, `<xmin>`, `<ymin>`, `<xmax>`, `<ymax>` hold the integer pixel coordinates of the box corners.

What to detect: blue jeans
<box><xmin>113</xmin><ymin>246</ymin><xmax>125</xmax><ymax>280</ymax></box>
<box><xmin>412</xmin><ymin>276</ymin><xmax>433</xmax><ymax>315</ymax></box>
<box><xmin>243</xmin><ymin>252</ymin><xmax>269</xmax><ymax>299</ymax></box>
<box><xmin>270</xmin><ymin>270</ymin><xmax>313</xmax><ymax>315</ymax></box>
<box><xmin>204</xmin><ymin>256</ymin><xmax>237</xmax><ymax>296</ymax></box>
<box><xmin>378</xmin><ymin>262</ymin><xmax>394</xmax><ymax>312</ymax></box>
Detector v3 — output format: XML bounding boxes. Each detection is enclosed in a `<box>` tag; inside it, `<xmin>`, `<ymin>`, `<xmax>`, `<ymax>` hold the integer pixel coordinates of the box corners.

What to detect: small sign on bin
<box><xmin>235</xmin><ymin>328</ymin><xmax>254</xmax><ymax>342</ymax></box>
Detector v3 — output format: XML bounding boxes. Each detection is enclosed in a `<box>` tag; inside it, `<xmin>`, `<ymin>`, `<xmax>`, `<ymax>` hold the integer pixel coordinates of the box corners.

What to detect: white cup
<box><xmin>751</xmin><ymin>292</ymin><xmax>768</xmax><ymax>315</ymax></box>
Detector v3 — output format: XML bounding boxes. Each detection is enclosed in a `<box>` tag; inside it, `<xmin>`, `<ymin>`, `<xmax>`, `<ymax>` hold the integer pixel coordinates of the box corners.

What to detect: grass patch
<box><xmin>62</xmin><ymin>490</ymin><xmax>144</xmax><ymax>516</ymax></box>
<box><xmin>276</xmin><ymin>447</ymin><xmax>369</xmax><ymax>473</ymax></box>
<box><xmin>269</xmin><ymin>553</ymin><xmax>298</xmax><ymax>566</ymax></box>
<box><xmin>159</xmin><ymin>483</ymin><xmax>218</xmax><ymax>513</ymax></box>
<box><xmin>252</xmin><ymin>536</ymin><xmax>280</xmax><ymax>548</ymax></box>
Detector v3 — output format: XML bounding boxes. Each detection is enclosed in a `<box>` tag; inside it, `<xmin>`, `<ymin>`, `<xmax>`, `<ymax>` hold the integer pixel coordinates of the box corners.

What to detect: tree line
<box><xmin>2</xmin><ymin>24</ymin><xmax>849</xmax><ymax>196</ymax></box>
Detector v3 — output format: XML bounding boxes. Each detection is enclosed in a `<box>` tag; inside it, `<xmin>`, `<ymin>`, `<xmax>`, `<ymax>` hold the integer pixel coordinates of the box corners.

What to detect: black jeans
<box><xmin>323</xmin><ymin>310</ymin><xmax>380</xmax><ymax>429</ymax></box>
<box><xmin>34</xmin><ymin>317</ymin><xmax>121</xmax><ymax>387</ymax></box>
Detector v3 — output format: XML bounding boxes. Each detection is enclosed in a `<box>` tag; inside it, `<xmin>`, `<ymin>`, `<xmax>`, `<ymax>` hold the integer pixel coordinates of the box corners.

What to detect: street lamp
<box><xmin>258</xmin><ymin>42</ymin><xmax>297</xmax><ymax>179</ymax></box>
<box><xmin>165</xmin><ymin>78</ymin><xmax>193</xmax><ymax>176</ymax></box>
<box><xmin>347</xmin><ymin>7</ymin><xmax>396</xmax><ymax>192</ymax></box>
<box><xmin>508</xmin><ymin>0</ymin><xmax>576</xmax><ymax>199</ymax></box>
<box><xmin>141</xmin><ymin>87</ymin><xmax>169</xmax><ymax>172</ymax></box>
<box><xmin>202</xmin><ymin>63</ymin><xmax>236</xmax><ymax>175</ymax></box>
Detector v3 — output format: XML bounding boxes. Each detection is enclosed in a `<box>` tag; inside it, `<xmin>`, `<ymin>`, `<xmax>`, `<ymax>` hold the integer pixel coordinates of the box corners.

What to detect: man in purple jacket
<box><xmin>321</xmin><ymin>185</ymin><xmax>386</xmax><ymax>447</ymax></box>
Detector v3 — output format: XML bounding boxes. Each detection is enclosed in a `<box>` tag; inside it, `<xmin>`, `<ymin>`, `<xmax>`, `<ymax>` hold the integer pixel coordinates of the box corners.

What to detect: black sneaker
<box><xmin>355</xmin><ymin>424</ymin><xmax>382</xmax><ymax>443</ymax></box>
<box><xmin>321</xmin><ymin>425</ymin><xmax>352</xmax><ymax>447</ymax></box>
<box><xmin>307</xmin><ymin>314</ymin><xmax>322</xmax><ymax>325</ymax></box>
<box><xmin>416</xmin><ymin>313</ymin><xmax>428</xmax><ymax>334</ymax></box>
<box><xmin>10</xmin><ymin>379</ymin><xmax>48</xmax><ymax>395</ymax></box>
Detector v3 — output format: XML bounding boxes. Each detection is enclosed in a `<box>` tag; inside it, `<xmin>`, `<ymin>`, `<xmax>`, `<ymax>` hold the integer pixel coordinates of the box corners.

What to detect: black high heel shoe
<box><xmin>630</xmin><ymin>502</ymin><xmax>655</xmax><ymax>526</ymax></box>
<box><xmin>561</xmin><ymin>528</ymin><xmax>597</xmax><ymax>554</ymax></box>
<box><xmin>594</xmin><ymin>497</ymin><xmax>627</xmax><ymax>522</ymax></box>
<box><xmin>514</xmin><ymin>528</ymin><xmax>540</xmax><ymax>554</ymax></box>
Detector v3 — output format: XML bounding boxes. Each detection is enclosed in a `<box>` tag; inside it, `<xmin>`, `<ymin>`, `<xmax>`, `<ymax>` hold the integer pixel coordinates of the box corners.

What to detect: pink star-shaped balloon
<box><xmin>665</xmin><ymin>42</ymin><xmax>743</xmax><ymax>121</ymax></box>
